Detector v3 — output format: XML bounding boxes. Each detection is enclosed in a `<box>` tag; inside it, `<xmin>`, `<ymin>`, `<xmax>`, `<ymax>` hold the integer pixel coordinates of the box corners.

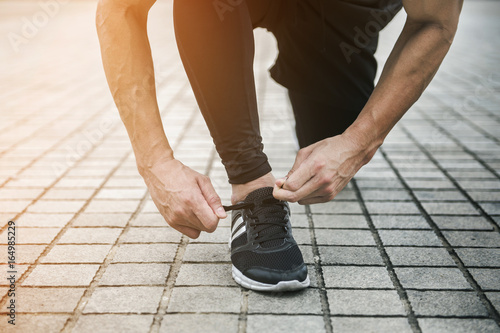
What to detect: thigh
<box><xmin>245</xmin><ymin>0</ymin><xmax>274</xmax><ymax>29</ymax></box>
<box><xmin>288</xmin><ymin>90</ymin><xmax>361</xmax><ymax>148</ymax></box>
<box><xmin>270</xmin><ymin>0</ymin><xmax>402</xmax><ymax>108</ymax></box>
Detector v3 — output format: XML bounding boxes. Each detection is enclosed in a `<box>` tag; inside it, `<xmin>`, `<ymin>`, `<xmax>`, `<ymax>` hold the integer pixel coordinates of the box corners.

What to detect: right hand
<box><xmin>139</xmin><ymin>157</ymin><xmax>227</xmax><ymax>239</ymax></box>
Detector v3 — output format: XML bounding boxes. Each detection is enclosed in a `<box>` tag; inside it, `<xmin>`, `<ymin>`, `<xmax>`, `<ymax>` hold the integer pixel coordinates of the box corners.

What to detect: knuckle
<box><xmin>314</xmin><ymin>160</ymin><xmax>326</xmax><ymax>171</ymax></box>
<box><xmin>288</xmin><ymin>194</ymin><xmax>299</xmax><ymax>203</ymax></box>
<box><xmin>324</xmin><ymin>184</ymin><xmax>335</xmax><ymax>194</ymax></box>
<box><xmin>205</xmin><ymin>221</ymin><xmax>218</xmax><ymax>233</ymax></box>
<box><xmin>287</xmin><ymin>181</ymin><xmax>300</xmax><ymax>191</ymax></box>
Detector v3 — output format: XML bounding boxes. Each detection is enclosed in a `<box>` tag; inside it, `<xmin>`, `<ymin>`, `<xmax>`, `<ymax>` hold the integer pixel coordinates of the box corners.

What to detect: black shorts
<box><xmin>174</xmin><ymin>0</ymin><xmax>402</xmax><ymax>183</ymax></box>
<box><xmin>249</xmin><ymin>0</ymin><xmax>402</xmax><ymax>109</ymax></box>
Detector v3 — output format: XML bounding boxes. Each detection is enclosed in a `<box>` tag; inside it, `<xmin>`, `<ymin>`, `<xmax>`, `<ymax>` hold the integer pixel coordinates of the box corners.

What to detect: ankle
<box><xmin>231</xmin><ymin>172</ymin><xmax>275</xmax><ymax>204</ymax></box>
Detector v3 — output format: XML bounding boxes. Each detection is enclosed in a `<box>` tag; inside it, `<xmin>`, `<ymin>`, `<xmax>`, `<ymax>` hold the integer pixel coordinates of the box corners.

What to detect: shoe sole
<box><xmin>232</xmin><ymin>265</ymin><xmax>310</xmax><ymax>292</ymax></box>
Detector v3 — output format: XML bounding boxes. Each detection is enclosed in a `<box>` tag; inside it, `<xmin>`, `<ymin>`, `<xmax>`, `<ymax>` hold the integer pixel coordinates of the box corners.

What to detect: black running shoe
<box><xmin>223</xmin><ymin>187</ymin><xmax>309</xmax><ymax>291</ymax></box>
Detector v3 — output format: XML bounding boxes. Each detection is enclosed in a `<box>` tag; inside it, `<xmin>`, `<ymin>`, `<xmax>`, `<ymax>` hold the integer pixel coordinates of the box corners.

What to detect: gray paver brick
<box><xmin>183</xmin><ymin>244</ymin><xmax>230</xmax><ymax>262</ymax></box>
<box><xmin>84</xmin><ymin>200</ymin><xmax>140</xmax><ymax>213</ymax></box>
<box><xmin>121</xmin><ymin>227</ymin><xmax>182</xmax><ymax>243</ymax></box>
<box><xmin>190</xmin><ymin>226</ymin><xmax>231</xmax><ymax>243</ymax></box>
<box><xmin>289</xmin><ymin>228</ymin><xmax>312</xmax><ymax>245</ymax></box>
<box><xmin>59</xmin><ymin>227</ymin><xmax>122</xmax><ymax>244</ymax></box>
<box><xmin>405</xmin><ymin>179</ymin><xmax>455</xmax><ymax>189</ymax></box>
<box><xmin>432</xmin><ymin>216</ymin><xmax>493</xmax><ymax>230</ymax></box>
<box><xmin>0</xmin><ymin>245</ymin><xmax>46</xmax><ymax>264</ymax></box>
<box><xmin>22</xmin><ymin>264</ymin><xmax>100</xmax><ymax>286</ymax></box>
<box><xmin>15</xmin><ymin>214</ymin><xmax>74</xmax><ymax>227</ymax></box>
<box><xmin>386</xmin><ymin>247</ymin><xmax>456</xmax><ymax>266</ymax></box>
<box><xmin>469</xmin><ymin>269</ymin><xmax>500</xmax><ymax>290</ymax></box>
<box><xmin>310</xmin><ymin>201</ymin><xmax>362</xmax><ymax>214</ymax></box>
<box><xmin>371</xmin><ymin>215</ymin><xmax>431</xmax><ymax>229</ymax></box>
<box><xmin>112</xmin><ymin>244</ymin><xmax>178</xmax><ymax>263</ymax></box>
<box><xmin>319</xmin><ymin>246</ymin><xmax>384</xmax><ymax>265</ymax></box>
<box><xmin>0</xmin><ymin>288</ymin><xmax>85</xmax><ymax>313</ymax></box>
<box><xmin>423</xmin><ymin>202</ymin><xmax>479</xmax><ymax>215</ymax></box>
<box><xmin>331</xmin><ymin>317</ymin><xmax>412</xmax><ymax>333</ymax></box>
<box><xmin>418</xmin><ymin>318</ymin><xmax>500</xmax><ymax>333</ymax></box>
<box><xmin>365</xmin><ymin>202</ymin><xmax>420</xmax><ymax>215</ymax></box>
<box><xmin>99</xmin><ymin>263</ymin><xmax>170</xmax><ymax>285</ymax></box>
<box><xmin>42</xmin><ymin>244</ymin><xmax>112</xmax><ymax>263</ymax></box>
<box><xmin>159</xmin><ymin>314</ymin><xmax>239</xmax><ymax>333</ymax></box>
<box><xmin>486</xmin><ymin>292</ymin><xmax>500</xmax><ymax>313</ymax></box>
<box><xmin>443</xmin><ymin>231</ymin><xmax>500</xmax><ymax>247</ymax></box>
<box><xmin>168</xmin><ymin>287</ymin><xmax>241</xmax><ymax>313</ymax></box>
<box><xmin>95</xmin><ymin>188</ymin><xmax>147</xmax><ymax>199</ymax></box>
<box><xmin>176</xmin><ymin>264</ymin><xmax>235</xmax><ymax>286</ymax></box>
<box><xmin>315</xmin><ymin>230</ymin><xmax>375</xmax><ymax>246</ymax></box>
<box><xmin>323</xmin><ymin>266</ymin><xmax>393</xmax><ymax>289</ymax></box>
<box><xmin>395</xmin><ymin>267</ymin><xmax>471</xmax><ymax>290</ymax></box>
<box><xmin>0</xmin><ymin>314</ymin><xmax>69</xmax><ymax>333</ymax></box>
<box><xmin>378</xmin><ymin>230</ymin><xmax>442</xmax><ymax>246</ymax></box>
<box><xmin>28</xmin><ymin>200</ymin><xmax>86</xmax><ymax>213</ymax></box>
<box><xmin>361</xmin><ymin>190</ymin><xmax>411</xmax><ymax>201</ymax></box>
<box><xmin>130</xmin><ymin>213</ymin><xmax>167</xmax><ymax>227</ymax></box>
<box><xmin>456</xmin><ymin>248</ymin><xmax>500</xmax><ymax>267</ymax></box>
<box><xmin>0</xmin><ymin>227</ymin><xmax>60</xmax><ymax>244</ymax></box>
<box><xmin>407</xmin><ymin>291</ymin><xmax>489</xmax><ymax>316</ymax></box>
<box><xmin>83</xmin><ymin>287</ymin><xmax>164</xmax><ymax>313</ymax></box>
<box><xmin>414</xmin><ymin>190</ymin><xmax>466</xmax><ymax>202</ymax></box>
<box><xmin>312</xmin><ymin>214</ymin><xmax>368</xmax><ymax>229</ymax></box>
<box><xmin>248</xmin><ymin>315</ymin><xmax>325</xmax><ymax>333</ymax></box>
<box><xmin>74</xmin><ymin>315</ymin><xmax>154</xmax><ymax>333</ymax></box>
<box><xmin>328</xmin><ymin>290</ymin><xmax>405</xmax><ymax>315</ymax></box>
<box><xmin>73</xmin><ymin>213</ymin><xmax>131</xmax><ymax>227</ymax></box>
<box><xmin>248</xmin><ymin>288</ymin><xmax>322</xmax><ymax>314</ymax></box>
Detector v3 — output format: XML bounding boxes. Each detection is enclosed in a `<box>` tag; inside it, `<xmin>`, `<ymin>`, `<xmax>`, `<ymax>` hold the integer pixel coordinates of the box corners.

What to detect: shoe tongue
<box><xmin>244</xmin><ymin>187</ymin><xmax>274</xmax><ymax>203</ymax></box>
<box><xmin>244</xmin><ymin>187</ymin><xmax>285</xmax><ymax>248</ymax></box>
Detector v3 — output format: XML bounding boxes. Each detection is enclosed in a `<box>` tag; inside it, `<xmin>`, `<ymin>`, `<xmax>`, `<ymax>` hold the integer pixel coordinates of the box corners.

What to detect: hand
<box><xmin>140</xmin><ymin>157</ymin><xmax>227</xmax><ymax>238</ymax></box>
<box><xmin>273</xmin><ymin>133</ymin><xmax>379</xmax><ymax>205</ymax></box>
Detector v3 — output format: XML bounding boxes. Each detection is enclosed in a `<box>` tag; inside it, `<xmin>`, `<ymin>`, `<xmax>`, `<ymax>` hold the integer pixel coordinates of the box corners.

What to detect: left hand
<box><xmin>273</xmin><ymin>133</ymin><xmax>379</xmax><ymax>205</ymax></box>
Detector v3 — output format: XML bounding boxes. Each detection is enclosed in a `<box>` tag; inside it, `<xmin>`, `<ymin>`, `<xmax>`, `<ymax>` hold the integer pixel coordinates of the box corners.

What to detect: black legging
<box><xmin>173</xmin><ymin>0</ymin><xmax>401</xmax><ymax>184</ymax></box>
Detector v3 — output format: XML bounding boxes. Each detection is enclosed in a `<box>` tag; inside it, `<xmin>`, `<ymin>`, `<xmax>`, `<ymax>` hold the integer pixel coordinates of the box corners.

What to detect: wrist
<box><xmin>344</xmin><ymin>120</ymin><xmax>384</xmax><ymax>151</ymax></box>
<box><xmin>134</xmin><ymin>142</ymin><xmax>175</xmax><ymax>177</ymax></box>
<box><xmin>342</xmin><ymin>115</ymin><xmax>385</xmax><ymax>164</ymax></box>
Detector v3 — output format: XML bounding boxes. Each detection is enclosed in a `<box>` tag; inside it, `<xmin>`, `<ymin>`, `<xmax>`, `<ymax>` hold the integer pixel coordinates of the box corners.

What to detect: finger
<box><xmin>197</xmin><ymin>176</ymin><xmax>227</xmax><ymax>219</ymax></box>
<box><xmin>290</xmin><ymin>146</ymin><xmax>314</xmax><ymax>175</ymax></box>
<box><xmin>273</xmin><ymin>174</ymin><xmax>319</xmax><ymax>202</ymax></box>
<box><xmin>275</xmin><ymin>176</ymin><xmax>287</xmax><ymax>189</ymax></box>
<box><xmin>174</xmin><ymin>224</ymin><xmax>202</xmax><ymax>239</ymax></box>
<box><xmin>299</xmin><ymin>177</ymin><xmax>343</xmax><ymax>201</ymax></box>
<box><xmin>191</xmin><ymin>191</ymin><xmax>220</xmax><ymax>233</ymax></box>
<box><xmin>298</xmin><ymin>195</ymin><xmax>331</xmax><ymax>205</ymax></box>
<box><xmin>275</xmin><ymin>147</ymin><xmax>313</xmax><ymax>187</ymax></box>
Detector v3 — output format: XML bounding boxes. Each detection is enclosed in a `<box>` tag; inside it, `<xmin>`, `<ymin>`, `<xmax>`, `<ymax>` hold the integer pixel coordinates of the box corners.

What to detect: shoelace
<box><xmin>223</xmin><ymin>197</ymin><xmax>289</xmax><ymax>245</ymax></box>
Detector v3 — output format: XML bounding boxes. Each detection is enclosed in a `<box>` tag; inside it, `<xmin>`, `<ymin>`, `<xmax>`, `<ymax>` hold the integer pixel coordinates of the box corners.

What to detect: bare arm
<box><xmin>344</xmin><ymin>0</ymin><xmax>464</xmax><ymax>149</ymax></box>
<box><xmin>96</xmin><ymin>0</ymin><xmax>171</xmax><ymax>166</ymax></box>
<box><xmin>96</xmin><ymin>0</ymin><xmax>226</xmax><ymax>237</ymax></box>
<box><xmin>274</xmin><ymin>0</ymin><xmax>463</xmax><ymax>204</ymax></box>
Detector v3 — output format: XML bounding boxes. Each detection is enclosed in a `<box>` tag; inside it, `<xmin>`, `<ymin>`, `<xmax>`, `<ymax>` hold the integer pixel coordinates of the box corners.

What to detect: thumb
<box><xmin>197</xmin><ymin>176</ymin><xmax>227</xmax><ymax>219</ymax></box>
<box><xmin>276</xmin><ymin>146</ymin><xmax>313</xmax><ymax>186</ymax></box>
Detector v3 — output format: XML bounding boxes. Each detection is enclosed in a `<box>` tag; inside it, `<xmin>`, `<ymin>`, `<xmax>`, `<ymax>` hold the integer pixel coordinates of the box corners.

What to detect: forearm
<box><xmin>345</xmin><ymin>19</ymin><xmax>458</xmax><ymax>151</ymax></box>
<box><xmin>96</xmin><ymin>1</ymin><xmax>173</xmax><ymax>173</ymax></box>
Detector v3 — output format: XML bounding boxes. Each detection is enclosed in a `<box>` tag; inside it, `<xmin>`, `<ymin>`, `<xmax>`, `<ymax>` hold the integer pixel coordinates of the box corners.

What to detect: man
<box><xmin>96</xmin><ymin>0</ymin><xmax>462</xmax><ymax>291</ymax></box>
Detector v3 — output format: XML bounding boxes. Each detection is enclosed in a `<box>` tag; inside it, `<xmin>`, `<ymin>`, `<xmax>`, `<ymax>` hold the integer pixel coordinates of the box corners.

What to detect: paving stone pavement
<box><xmin>0</xmin><ymin>1</ymin><xmax>499</xmax><ymax>332</ymax></box>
